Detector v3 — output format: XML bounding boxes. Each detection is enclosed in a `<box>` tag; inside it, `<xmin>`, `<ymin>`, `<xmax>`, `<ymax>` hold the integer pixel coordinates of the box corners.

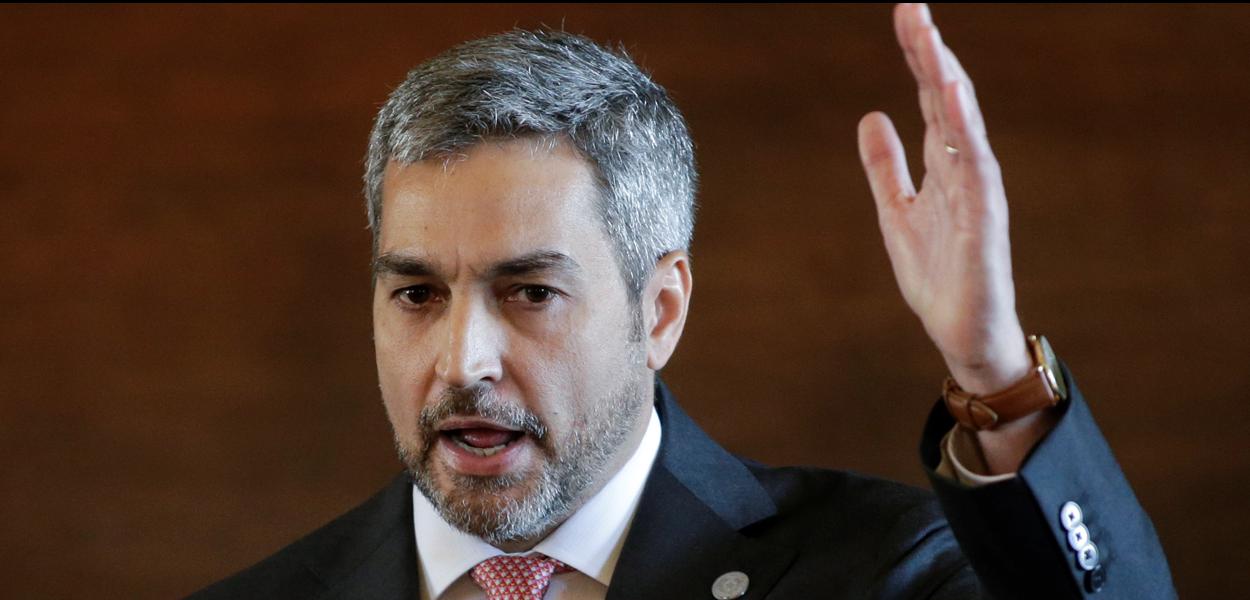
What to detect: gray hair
<box><xmin>363</xmin><ymin>29</ymin><xmax>697</xmax><ymax>302</ymax></box>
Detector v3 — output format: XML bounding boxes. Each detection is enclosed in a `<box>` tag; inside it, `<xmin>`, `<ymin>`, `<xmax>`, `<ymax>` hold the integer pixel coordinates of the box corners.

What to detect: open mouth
<box><xmin>433</xmin><ymin>416</ymin><xmax>535</xmax><ymax>475</ymax></box>
<box><xmin>444</xmin><ymin>427</ymin><xmax>526</xmax><ymax>457</ymax></box>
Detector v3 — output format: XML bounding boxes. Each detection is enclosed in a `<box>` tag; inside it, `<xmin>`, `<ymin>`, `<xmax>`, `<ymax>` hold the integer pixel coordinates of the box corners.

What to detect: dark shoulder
<box><xmin>737</xmin><ymin>458</ymin><xmax>973</xmax><ymax>597</ymax></box>
<box><xmin>186</xmin><ymin>474</ymin><xmax>414</xmax><ymax>600</ymax></box>
<box><xmin>741</xmin><ymin>457</ymin><xmax>946</xmax><ymax>534</ymax></box>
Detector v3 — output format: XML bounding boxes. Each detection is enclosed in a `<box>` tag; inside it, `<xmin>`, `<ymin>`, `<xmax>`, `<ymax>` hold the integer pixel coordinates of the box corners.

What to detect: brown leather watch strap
<box><xmin>943</xmin><ymin>365</ymin><xmax>1060</xmax><ymax>431</ymax></box>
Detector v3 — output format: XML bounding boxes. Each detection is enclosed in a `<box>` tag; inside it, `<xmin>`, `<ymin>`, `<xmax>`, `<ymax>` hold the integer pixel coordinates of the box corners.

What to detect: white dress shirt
<box><xmin>413</xmin><ymin>407</ymin><xmax>663</xmax><ymax>600</ymax></box>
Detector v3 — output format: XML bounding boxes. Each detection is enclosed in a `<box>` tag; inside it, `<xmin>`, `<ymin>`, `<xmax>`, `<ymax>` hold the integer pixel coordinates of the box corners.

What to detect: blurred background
<box><xmin>3</xmin><ymin>4</ymin><xmax>1247</xmax><ymax>597</ymax></box>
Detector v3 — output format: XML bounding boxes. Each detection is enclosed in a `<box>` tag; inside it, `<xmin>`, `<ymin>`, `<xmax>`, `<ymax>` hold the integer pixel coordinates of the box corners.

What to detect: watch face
<box><xmin>1037</xmin><ymin>335</ymin><xmax>1068</xmax><ymax>400</ymax></box>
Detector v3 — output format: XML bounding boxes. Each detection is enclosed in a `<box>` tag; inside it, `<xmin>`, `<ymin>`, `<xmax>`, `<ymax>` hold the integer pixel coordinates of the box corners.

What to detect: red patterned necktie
<box><xmin>470</xmin><ymin>554</ymin><xmax>572</xmax><ymax>600</ymax></box>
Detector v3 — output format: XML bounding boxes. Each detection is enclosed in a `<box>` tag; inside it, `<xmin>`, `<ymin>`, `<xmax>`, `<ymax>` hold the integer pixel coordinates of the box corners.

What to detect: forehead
<box><xmin>378</xmin><ymin>138</ymin><xmax>612</xmax><ymax>274</ymax></box>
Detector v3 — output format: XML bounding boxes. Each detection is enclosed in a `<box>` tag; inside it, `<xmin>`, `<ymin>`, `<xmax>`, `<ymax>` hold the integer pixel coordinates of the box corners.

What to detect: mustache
<box><xmin>418</xmin><ymin>385</ymin><xmax>548</xmax><ymax>440</ymax></box>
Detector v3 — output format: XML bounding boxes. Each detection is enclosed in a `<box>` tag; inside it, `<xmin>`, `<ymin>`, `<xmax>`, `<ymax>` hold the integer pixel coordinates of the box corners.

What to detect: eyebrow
<box><xmin>372</xmin><ymin>253</ymin><xmax>438</xmax><ymax>278</ymax></box>
<box><xmin>372</xmin><ymin>250</ymin><xmax>583</xmax><ymax>281</ymax></box>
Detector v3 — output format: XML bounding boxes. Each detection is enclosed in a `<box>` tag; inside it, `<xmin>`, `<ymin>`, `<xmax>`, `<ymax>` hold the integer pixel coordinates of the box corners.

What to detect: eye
<box><xmin>508</xmin><ymin>285</ymin><xmax>557</xmax><ymax>305</ymax></box>
<box><xmin>396</xmin><ymin>285</ymin><xmax>436</xmax><ymax>306</ymax></box>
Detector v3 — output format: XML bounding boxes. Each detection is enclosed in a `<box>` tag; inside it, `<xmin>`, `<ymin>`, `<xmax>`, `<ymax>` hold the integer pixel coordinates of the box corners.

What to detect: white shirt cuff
<box><xmin>936</xmin><ymin>425</ymin><xmax>1016</xmax><ymax>486</ymax></box>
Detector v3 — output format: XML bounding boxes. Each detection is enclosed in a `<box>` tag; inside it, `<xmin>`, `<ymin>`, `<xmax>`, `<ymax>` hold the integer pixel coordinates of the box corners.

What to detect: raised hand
<box><xmin>858</xmin><ymin>3</ymin><xmax>1033</xmax><ymax>398</ymax></box>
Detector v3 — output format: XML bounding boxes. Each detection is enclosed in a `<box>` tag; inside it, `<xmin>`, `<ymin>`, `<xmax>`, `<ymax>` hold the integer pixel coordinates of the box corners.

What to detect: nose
<box><xmin>434</xmin><ymin>294</ymin><xmax>504</xmax><ymax>388</ymax></box>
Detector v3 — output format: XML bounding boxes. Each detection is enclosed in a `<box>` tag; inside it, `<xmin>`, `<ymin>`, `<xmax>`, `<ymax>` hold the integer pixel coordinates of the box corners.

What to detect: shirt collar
<box><xmin>413</xmin><ymin>406</ymin><xmax>663</xmax><ymax>599</ymax></box>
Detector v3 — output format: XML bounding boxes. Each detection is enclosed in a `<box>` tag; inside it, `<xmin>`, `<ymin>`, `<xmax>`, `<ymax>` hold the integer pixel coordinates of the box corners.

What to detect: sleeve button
<box><xmin>1077</xmin><ymin>541</ymin><xmax>1100</xmax><ymax>571</ymax></box>
<box><xmin>1060</xmin><ymin>501</ymin><xmax>1083</xmax><ymax>531</ymax></box>
<box><xmin>1085</xmin><ymin>564</ymin><xmax>1106</xmax><ymax>593</ymax></box>
<box><xmin>1067</xmin><ymin>523</ymin><xmax>1090</xmax><ymax>551</ymax></box>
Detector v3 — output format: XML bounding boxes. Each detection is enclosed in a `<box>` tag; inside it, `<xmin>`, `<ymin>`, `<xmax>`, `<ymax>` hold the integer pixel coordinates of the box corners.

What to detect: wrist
<box><xmin>973</xmin><ymin>408</ymin><xmax>1060</xmax><ymax>475</ymax></box>
<box><xmin>943</xmin><ymin>330</ymin><xmax>1033</xmax><ymax>395</ymax></box>
<box><xmin>943</xmin><ymin>333</ymin><xmax>1067</xmax><ymax>474</ymax></box>
<box><xmin>942</xmin><ymin>334</ymin><xmax>1068</xmax><ymax>433</ymax></box>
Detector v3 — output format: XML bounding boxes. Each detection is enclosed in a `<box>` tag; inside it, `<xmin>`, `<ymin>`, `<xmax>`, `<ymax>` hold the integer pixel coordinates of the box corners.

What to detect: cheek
<box><xmin>506</xmin><ymin>331</ymin><xmax>591</xmax><ymax>426</ymax></box>
<box><xmin>373</xmin><ymin>308</ymin><xmax>438</xmax><ymax>438</ymax></box>
<box><xmin>527</xmin><ymin>308</ymin><xmax>635</xmax><ymax>419</ymax></box>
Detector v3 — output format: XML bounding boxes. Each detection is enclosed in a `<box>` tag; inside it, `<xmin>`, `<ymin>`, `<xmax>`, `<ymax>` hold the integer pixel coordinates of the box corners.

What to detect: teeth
<box><xmin>453</xmin><ymin>436</ymin><xmax>508</xmax><ymax>457</ymax></box>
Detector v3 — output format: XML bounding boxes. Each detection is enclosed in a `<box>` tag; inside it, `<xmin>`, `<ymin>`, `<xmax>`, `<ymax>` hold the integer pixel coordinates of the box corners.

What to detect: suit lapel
<box><xmin>607</xmin><ymin>381</ymin><xmax>796</xmax><ymax>600</ymax></box>
<box><xmin>314</xmin><ymin>474</ymin><xmax>422</xmax><ymax>600</ymax></box>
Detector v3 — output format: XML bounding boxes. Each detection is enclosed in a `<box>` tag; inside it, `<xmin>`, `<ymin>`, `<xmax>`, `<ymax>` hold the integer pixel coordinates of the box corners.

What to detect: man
<box><xmin>191</xmin><ymin>4</ymin><xmax>1173</xmax><ymax>599</ymax></box>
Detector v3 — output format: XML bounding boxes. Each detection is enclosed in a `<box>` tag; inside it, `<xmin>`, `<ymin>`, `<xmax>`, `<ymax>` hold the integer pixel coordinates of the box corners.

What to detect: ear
<box><xmin>642</xmin><ymin>251</ymin><xmax>693</xmax><ymax>371</ymax></box>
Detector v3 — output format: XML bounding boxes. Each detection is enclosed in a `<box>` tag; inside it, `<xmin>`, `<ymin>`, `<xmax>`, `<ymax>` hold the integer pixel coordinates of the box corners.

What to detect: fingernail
<box><xmin>918</xmin><ymin>4</ymin><xmax>933</xmax><ymax>24</ymax></box>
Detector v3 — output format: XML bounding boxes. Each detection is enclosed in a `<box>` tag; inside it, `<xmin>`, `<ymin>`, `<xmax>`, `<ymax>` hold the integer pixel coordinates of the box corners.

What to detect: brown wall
<box><xmin>3</xmin><ymin>4</ymin><xmax>1247</xmax><ymax>597</ymax></box>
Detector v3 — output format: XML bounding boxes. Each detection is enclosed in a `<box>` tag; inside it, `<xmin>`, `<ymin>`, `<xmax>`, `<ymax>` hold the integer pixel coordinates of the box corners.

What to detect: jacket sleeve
<box><xmin>918</xmin><ymin>362</ymin><xmax>1176</xmax><ymax>599</ymax></box>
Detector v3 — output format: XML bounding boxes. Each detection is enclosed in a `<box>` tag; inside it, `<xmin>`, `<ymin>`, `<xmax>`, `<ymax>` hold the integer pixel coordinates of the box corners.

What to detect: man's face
<box><xmin>372</xmin><ymin>137</ymin><xmax>652</xmax><ymax>547</ymax></box>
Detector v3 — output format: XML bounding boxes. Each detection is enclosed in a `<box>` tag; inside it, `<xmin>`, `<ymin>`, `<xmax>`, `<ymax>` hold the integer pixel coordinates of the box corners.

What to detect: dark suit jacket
<box><xmin>189</xmin><ymin>367</ymin><xmax>1175</xmax><ymax>599</ymax></box>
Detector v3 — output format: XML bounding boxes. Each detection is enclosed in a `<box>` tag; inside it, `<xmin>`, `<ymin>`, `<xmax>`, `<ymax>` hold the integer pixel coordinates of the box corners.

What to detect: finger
<box><xmin>858</xmin><ymin>111</ymin><xmax>916</xmax><ymax>211</ymax></box>
<box><xmin>894</xmin><ymin>4</ymin><xmax>939</xmax><ymax>127</ymax></box>
<box><xmin>915</xmin><ymin>12</ymin><xmax>991</xmax><ymax>151</ymax></box>
<box><xmin>900</xmin><ymin>15</ymin><xmax>959</xmax><ymax>147</ymax></box>
<box><xmin>940</xmin><ymin>44</ymin><xmax>976</xmax><ymax>103</ymax></box>
<box><xmin>932</xmin><ymin>79</ymin><xmax>1005</xmax><ymax>214</ymax></box>
<box><xmin>914</xmin><ymin>22</ymin><xmax>956</xmax><ymax>130</ymax></box>
<box><xmin>938</xmin><ymin>45</ymin><xmax>987</xmax><ymax>143</ymax></box>
<box><xmin>915</xmin><ymin>25</ymin><xmax>961</xmax><ymax>177</ymax></box>
<box><xmin>893</xmin><ymin>4</ymin><xmax>929</xmax><ymax>88</ymax></box>
<box><xmin>942</xmin><ymin>80</ymin><xmax>995</xmax><ymax>168</ymax></box>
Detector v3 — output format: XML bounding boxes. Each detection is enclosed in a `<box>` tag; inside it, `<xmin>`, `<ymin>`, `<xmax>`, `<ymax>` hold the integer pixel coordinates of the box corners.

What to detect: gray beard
<box><xmin>396</xmin><ymin>374</ymin><xmax>647</xmax><ymax>546</ymax></box>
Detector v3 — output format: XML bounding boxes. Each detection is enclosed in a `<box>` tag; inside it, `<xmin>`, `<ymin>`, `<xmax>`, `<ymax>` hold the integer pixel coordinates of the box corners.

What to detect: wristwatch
<box><xmin>943</xmin><ymin>335</ymin><xmax>1069</xmax><ymax>431</ymax></box>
